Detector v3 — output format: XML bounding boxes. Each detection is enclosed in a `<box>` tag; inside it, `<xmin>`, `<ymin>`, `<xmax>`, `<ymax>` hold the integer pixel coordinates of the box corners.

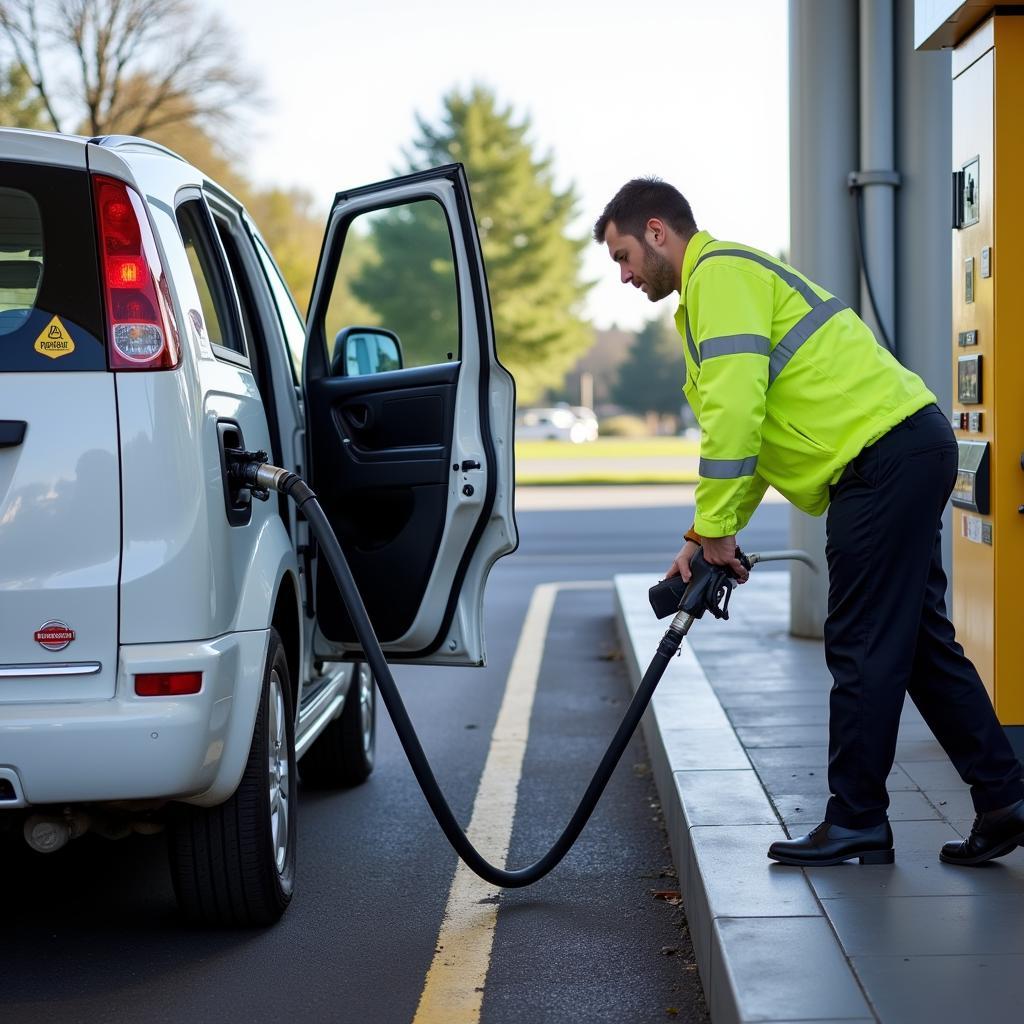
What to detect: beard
<box><xmin>640</xmin><ymin>240</ymin><xmax>678</xmax><ymax>302</ymax></box>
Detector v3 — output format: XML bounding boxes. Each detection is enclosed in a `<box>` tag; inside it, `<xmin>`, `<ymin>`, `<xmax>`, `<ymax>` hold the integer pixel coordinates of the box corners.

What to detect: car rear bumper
<box><xmin>0</xmin><ymin>630</ymin><xmax>268</xmax><ymax>807</ymax></box>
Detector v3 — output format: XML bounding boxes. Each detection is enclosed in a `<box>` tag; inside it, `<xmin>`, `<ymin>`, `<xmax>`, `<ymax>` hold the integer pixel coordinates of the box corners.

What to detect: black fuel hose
<box><xmin>240</xmin><ymin>461</ymin><xmax>689</xmax><ymax>888</ymax></box>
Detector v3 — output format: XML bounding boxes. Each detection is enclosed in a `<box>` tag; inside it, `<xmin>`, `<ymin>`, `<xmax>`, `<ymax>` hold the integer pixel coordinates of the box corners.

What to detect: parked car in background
<box><xmin>515</xmin><ymin>405</ymin><xmax>596</xmax><ymax>443</ymax></box>
<box><xmin>570</xmin><ymin>406</ymin><xmax>599</xmax><ymax>442</ymax></box>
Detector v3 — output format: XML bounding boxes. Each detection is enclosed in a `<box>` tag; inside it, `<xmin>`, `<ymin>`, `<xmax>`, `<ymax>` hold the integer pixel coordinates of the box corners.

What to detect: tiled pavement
<box><xmin>614</xmin><ymin>571</ymin><xmax>1024</xmax><ymax>1024</ymax></box>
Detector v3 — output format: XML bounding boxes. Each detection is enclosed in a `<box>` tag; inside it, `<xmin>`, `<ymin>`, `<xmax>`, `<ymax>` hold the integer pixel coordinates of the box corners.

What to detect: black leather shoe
<box><xmin>940</xmin><ymin>799</ymin><xmax>1024</xmax><ymax>866</ymax></box>
<box><xmin>767</xmin><ymin>821</ymin><xmax>895</xmax><ymax>866</ymax></box>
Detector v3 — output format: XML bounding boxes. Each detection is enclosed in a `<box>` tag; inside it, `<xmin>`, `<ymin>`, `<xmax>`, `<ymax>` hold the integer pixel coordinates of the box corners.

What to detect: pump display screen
<box><xmin>958</xmin><ymin>354</ymin><xmax>982</xmax><ymax>404</ymax></box>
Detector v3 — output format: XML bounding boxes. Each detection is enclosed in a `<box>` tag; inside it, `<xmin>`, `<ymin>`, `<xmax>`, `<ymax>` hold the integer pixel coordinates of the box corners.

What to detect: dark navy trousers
<box><xmin>823</xmin><ymin>403</ymin><xmax>1024</xmax><ymax>829</ymax></box>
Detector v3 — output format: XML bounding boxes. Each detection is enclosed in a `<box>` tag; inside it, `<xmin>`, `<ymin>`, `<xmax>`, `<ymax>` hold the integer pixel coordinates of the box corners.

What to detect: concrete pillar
<box><xmin>788</xmin><ymin>0</ymin><xmax>861</xmax><ymax>637</ymax></box>
<box><xmin>894</xmin><ymin>1</ymin><xmax>954</xmax><ymax>575</ymax></box>
<box><xmin>859</xmin><ymin>0</ymin><xmax>897</xmax><ymax>348</ymax></box>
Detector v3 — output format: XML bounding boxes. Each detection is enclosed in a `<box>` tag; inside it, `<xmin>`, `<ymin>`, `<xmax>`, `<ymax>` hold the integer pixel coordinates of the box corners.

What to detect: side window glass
<box><xmin>324</xmin><ymin>198</ymin><xmax>459</xmax><ymax>373</ymax></box>
<box><xmin>176</xmin><ymin>200</ymin><xmax>245</xmax><ymax>357</ymax></box>
<box><xmin>0</xmin><ymin>187</ymin><xmax>43</xmax><ymax>338</ymax></box>
<box><xmin>254</xmin><ymin>236</ymin><xmax>305</xmax><ymax>381</ymax></box>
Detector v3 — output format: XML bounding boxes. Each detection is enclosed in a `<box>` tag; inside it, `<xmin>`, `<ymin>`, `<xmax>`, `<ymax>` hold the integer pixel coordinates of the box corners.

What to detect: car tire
<box><xmin>167</xmin><ymin>629</ymin><xmax>296</xmax><ymax>927</ymax></box>
<box><xmin>299</xmin><ymin>661</ymin><xmax>376</xmax><ymax>788</ymax></box>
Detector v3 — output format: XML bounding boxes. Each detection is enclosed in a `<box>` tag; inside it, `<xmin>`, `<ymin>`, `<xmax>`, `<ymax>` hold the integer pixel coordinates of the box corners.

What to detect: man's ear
<box><xmin>646</xmin><ymin>217</ymin><xmax>667</xmax><ymax>246</ymax></box>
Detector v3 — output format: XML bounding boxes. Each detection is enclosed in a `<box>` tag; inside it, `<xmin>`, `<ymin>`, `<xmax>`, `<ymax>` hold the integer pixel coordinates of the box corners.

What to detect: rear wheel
<box><xmin>300</xmin><ymin>662</ymin><xmax>376</xmax><ymax>788</ymax></box>
<box><xmin>167</xmin><ymin>630</ymin><xmax>296</xmax><ymax>926</ymax></box>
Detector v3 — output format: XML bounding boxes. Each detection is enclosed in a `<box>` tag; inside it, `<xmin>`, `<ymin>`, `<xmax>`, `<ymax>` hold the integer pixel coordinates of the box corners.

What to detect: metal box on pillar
<box><xmin>918</xmin><ymin>3</ymin><xmax>1024</xmax><ymax>751</ymax></box>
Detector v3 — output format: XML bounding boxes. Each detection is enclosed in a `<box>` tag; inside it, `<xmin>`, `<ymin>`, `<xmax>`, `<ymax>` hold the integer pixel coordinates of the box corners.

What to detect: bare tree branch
<box><xmin>0</xmin><ymin>0</ymin><xmax>259</xmax><ymax>138</ymax></box>
<box><xmin>0</xmin><ymin>0</ymin><xmax>63</xmax><ymax>130</ymax></box>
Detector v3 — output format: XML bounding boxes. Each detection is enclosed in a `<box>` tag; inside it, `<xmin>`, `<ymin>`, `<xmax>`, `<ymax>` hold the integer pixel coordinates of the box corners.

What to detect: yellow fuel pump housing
<box><xmin>918</xmin><ymin>5</ymin><xmax>1024</xmax><ymax>743</ymax></box>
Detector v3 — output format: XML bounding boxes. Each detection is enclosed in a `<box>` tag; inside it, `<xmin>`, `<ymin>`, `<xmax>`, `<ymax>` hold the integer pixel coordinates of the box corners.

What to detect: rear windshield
<box><xmin>0</xmin><ymin>160</ymin><xmax>105</xmax><ymax>371</ymax></box>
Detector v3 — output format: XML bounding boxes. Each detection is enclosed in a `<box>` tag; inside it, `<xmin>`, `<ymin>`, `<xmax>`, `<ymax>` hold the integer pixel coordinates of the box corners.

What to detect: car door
<box><xmin>303</xmin><ymin>164</ymin><xmax>516</xmax><ymax>666</ymax></box>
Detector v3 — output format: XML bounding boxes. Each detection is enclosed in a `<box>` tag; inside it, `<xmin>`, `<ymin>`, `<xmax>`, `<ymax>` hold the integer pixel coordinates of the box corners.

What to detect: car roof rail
<box><xmin>87</xmin><ymin>135</ymin><xmax>186</xmax><ymax>162</ymax></box>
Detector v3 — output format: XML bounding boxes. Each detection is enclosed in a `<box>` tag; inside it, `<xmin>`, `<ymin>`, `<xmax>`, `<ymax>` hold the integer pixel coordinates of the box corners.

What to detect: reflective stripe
<box><xmin>684</xmin><ymin>311</ymin><xmax>700</xmax><ymax>366</ymax></box>
<box><xmin>695</xmin><ymin>248</ymin><xmax>822</xmax><ymax>309</ymax></box>
<box><xmin>699</xmin><ymin>455</ymin><xmax>758</xmax><ymax>479</ymax></box>
<box><xmin>700</xmin><ymin>334</ymin><xmax>770</xmax><ymax>360</ymax></box>
<box><xmin>769</xmin><ymin>297</ymin><xmax>847</xmax><ymax>384</ymax></box>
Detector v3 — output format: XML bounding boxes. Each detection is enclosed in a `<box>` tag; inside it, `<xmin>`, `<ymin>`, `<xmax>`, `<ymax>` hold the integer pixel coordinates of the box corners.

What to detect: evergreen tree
<box><xmin>351</xmin><ymin>85</ymin><xmax>592</xmax><ymax>402</ymax></box>
<box><xmin>0</xmin><ymin>63</ymin><xmax>47</xmax><ymax>128</ymax></box>
<box><xmin>612</xmin><ymin>315</ymin><xmax>688</xmax><ymax>417</ymax></box>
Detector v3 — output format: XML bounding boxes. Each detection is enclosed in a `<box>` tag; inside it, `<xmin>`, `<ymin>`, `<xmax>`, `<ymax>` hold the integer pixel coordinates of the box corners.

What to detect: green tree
<box><xmin>351</xmin><ymin>85</ymin><xmax>592</xmax><ymax>402</ymax></box>
<box><xmin>612</xmin><ymin>315</ymin><xmax>687</xmax><ymax>417</ymax></box>
<box><xmin>0</xmin><ymin>62</ymin><xmax>46</xmax><ymax>127</ymax></box>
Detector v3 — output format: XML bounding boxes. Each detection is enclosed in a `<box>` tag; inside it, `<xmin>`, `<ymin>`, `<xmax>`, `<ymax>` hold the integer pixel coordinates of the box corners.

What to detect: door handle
<box><xmin>0</xmin><ymin>421</ymin><xmax>26</xmax><ymax>448</ymax></box>
<box><xmin>344</xmin><ymin>404</ymin><xmax>373</xmax><ymax>431</ymax></box>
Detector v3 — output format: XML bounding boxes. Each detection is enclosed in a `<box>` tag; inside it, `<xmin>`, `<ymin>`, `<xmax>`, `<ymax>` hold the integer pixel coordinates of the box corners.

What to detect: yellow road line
<box><xmin>412</xmin><ymin>580</ymin><xmax>611</xmax><ymax>1024</ymax></box>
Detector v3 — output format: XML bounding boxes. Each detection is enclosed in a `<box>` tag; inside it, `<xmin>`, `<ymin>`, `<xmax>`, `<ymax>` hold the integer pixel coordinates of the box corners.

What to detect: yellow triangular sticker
<box><xmin>34</xmin><ymin>316</ymin><xmax>75</xmax><ymax>359</ymax></box>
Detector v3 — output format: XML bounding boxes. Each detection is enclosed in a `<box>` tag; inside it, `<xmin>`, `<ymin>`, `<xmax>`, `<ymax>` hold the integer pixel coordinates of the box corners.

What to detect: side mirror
<box><xmin>333</xmin><ymin>326</ymin><xmax>403</xmax><ymax>377</ymax></box>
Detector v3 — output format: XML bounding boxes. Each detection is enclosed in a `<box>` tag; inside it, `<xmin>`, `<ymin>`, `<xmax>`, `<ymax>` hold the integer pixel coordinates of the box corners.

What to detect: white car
<box><xmin>0</xmin><ymin>129</ymin><xmax>517</xmax><ymax>925</ymax></box>
<box><xmin>570</xmin><ymin>406</ymin><xmax>599</xmax><ymax>442</ymax></box>
<box><xmin>515</xmin><ymin>406</ymin><xmax>590</xmax><ymax>443</ymax></box>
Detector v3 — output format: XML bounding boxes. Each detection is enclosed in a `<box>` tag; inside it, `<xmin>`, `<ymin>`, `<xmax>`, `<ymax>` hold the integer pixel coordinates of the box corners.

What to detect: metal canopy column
<box><xmin>788</xmin><ymin>0</ymin><xmax>860</xmax><ymax>637</ymax></box>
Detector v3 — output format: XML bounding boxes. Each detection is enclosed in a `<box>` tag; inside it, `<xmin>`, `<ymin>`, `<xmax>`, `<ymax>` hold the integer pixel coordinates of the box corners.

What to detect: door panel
<box><xmin>303</xmin><ymin>165</ymin><xmax>517</xmax><ymax>665</ymax></box>
<box><xmin>306</xmin><ymin>363</ymin><xmax>457</xmax><ymax>642</ymax></box>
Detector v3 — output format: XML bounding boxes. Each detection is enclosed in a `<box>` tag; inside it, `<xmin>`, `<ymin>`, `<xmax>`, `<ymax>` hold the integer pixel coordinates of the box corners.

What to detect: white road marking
<box><xmin>412</xmin><ymin>580</ymin><xmax>611</xmax><ymax>1024</ymax></box>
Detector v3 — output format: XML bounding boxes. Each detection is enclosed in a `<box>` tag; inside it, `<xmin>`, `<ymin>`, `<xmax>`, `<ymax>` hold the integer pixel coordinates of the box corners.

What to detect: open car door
<box><xmin>302</xmin><ymin>164</ymin><xmax>517</xmax><ymax>666</ymax></box>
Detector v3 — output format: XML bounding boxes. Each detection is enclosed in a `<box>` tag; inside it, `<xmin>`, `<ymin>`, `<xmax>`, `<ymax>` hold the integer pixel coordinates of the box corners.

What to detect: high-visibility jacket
<box><xmin>674</xmin><ymin>231</ymin><xmax>936</xmax><ymax>538</ymax></box>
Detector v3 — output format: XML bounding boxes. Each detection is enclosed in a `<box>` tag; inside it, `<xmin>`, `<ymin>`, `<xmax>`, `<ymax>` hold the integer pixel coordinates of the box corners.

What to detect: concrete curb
<box><xmin>614</xmin><ymin>574</ymin><xmax>874</xmax><ymax>1024</ymax></box>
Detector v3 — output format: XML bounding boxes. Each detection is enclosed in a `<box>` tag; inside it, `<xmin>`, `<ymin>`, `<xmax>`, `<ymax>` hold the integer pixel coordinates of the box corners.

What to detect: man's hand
<box><xmin>666</xmin><ymin>539</ymin><xmax>701</xmax><ymax>582</ymax></box>
<box><xmin>702</xmin><ymin>534</ymin><xmax>750</xmax><ymax>583</ymax></box>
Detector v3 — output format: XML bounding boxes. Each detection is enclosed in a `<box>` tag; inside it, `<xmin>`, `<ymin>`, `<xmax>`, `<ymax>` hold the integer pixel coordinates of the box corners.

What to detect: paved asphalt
<box><xmin>0</xmin><ymin>491</ymin><xmax>787</xmax><ymax>1024</ymax></box>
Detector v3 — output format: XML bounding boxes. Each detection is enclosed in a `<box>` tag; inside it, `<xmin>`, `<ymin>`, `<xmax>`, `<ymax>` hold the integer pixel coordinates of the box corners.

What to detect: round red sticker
<box><xmin>35</xmin><ymin>621</ymin><xmax>75</xmax><ymax>652</ymax></box>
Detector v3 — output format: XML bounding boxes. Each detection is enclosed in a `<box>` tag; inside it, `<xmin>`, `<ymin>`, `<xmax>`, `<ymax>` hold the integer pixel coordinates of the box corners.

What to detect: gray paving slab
<box><xmin>651</xmin><ymin>688</ymin><xmax>732</xmax><ymax>729</ymax></box>
<box><xmin>728</xmin><ymin>704</ymin><xmax>830</xmax><ymax>727</ymax></box>
<box><xmin>687</xmin><ymin>824</ymin><xmax>822</xmax><ymax>977</ymax></box>
<box><xmin>746</xmin><ymin>746</ymin><xmax>829</xmax><ymax>770</ymax></box>
<box><xmin>711</xmin><ymin>918</ymin><xmax>872</xmax><ymax>1024</ymax></box>
<box><xmin>900</xmin><ymin>759</ymin><xmax>969</xmax><ymax>789</ymax></box>
<box><xmin>776</xmin><ymin>789</ymin><xmax>941</xmax><ymax>827</ymax></box>
<box><xmin>659</xmin><ymin>726</ymin><xmax>752</xmax><ymax>771</ymax></box>
<box><xmin>736</xmin><ymin>724</ymin><xmax>837</xmax><ymax>748</ymax></box>
<box><xmin>756</xmin><ymin>764</ymin><xmax>917</xmax><ymax>795</ymax></box>
<box><xmin>922</xmin><ymin>788</ymin><xmax>975</xmax><ymax>819</ymax></box>
<box><xmin>674</xmin><ymin>770</ymin><xmax>778</xmax><ymax>827</ymax></box>
<box><xmin>716</xmin><ymin>690</ymin><xmax>830</xmax><ymax>709</ymax></box>
<box><xmin>851</xmin><ymin>954</ymin><xmax>1024</xmax><ymax>1024</ymax></box>
<box><xmin>823</xmin><ymin>894</ymin><xmax>1024</xmax><ymax>956</ymax></box>
<box><xmin>808</xmin><ymin>843</ymin><xmax>1024</xmax><ymax>899</ymax></box>
<box><xmin>893</xmin><ymin>739</ymin><xmax>948</xmax><ymax>761</ymax></box>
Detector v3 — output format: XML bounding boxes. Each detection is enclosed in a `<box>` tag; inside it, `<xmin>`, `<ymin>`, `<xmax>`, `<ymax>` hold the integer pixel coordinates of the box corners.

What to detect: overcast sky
<box><xmin>211</xmin><ymin>0</ymin><xmax>790</xmax><ymax>330</ymax></box>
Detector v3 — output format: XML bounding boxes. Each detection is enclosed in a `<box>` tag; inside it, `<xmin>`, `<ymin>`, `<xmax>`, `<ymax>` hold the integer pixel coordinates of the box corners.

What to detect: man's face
<box><xmin>605</xmin><ymin>220</ymin><xmax>678</xmax><ymax>302</ymax></box>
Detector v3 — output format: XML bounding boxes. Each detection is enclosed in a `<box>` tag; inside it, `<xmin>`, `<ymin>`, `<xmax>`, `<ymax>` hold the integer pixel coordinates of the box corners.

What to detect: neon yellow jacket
<box><xmin>674</xmin><ymin>231</ymin><xmax>936</xmax><ymax>538</ymax></box>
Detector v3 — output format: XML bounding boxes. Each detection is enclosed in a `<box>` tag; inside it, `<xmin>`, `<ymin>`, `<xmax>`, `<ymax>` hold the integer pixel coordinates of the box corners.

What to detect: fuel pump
<box><xmin>918</xmin><ymin>5</ymin><xmax>1024</xmax><ymax>756</ymax></box>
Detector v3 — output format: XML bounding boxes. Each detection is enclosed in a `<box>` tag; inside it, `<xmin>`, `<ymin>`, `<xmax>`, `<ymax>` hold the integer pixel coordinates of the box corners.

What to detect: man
<box><xmin>594</xmin><ymin>177</ymin><xmax>1024</xmax><ymax>867</ymax></box>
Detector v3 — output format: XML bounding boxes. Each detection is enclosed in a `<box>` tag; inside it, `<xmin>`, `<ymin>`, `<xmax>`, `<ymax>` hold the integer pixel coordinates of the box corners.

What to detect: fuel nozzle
<box><xmin>648</xmin><ymin>546</ymin><xmax>816</xmax><ymax>622</ymax></box>
<box><xmin>224</xmin><ymin>448</ymin><xmax>272</xmax><ymax>500</ymax></box>
<box><xmin>648</xmin><ymin>547</ymin><xmax>749</xmax><ymax>622</ymax></box>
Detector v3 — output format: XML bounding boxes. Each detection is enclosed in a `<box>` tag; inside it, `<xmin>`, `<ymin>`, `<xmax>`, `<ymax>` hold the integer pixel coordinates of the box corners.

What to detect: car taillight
<box><xmin>135</xmin><ymin>672</ymin><xmax>203</xmax><ymax>696</ymax></box>
<box><xmin>92</xmin><ymin>175</ymin><xmax>180</xmax><ymax>370</ymax></box>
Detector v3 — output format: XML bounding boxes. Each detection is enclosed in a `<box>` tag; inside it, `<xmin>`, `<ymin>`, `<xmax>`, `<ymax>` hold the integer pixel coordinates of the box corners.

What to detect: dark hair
<box><xmin>593</xmin><ymin>177</ymin><xmax>696</xmax><ymax>243</ymax></box>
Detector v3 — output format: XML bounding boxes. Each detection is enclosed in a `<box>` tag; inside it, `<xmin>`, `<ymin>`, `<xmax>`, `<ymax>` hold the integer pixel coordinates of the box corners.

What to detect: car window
<box><xmin>0</xmin><ymin>187</ymin><xmax>42</xmax><ymax>337</ymax></box>
<box><xmin>324</xmin><ymin>198</ymin><xmax>459</xmax><ymax>371</ymax></box>
<box><xmin>176</xmin><ymin>199</ymin><xmax>245</xmax><ymax>358</ymax></box>
<box><xmin>253</xmin><ymin>235</ymin><xmax>305</xmax><ymax>382</ymax></box>
<box><xmin>0</xmin><ymin>163</ymin><xmax>105</xmax><ymax>371</ymax></box>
